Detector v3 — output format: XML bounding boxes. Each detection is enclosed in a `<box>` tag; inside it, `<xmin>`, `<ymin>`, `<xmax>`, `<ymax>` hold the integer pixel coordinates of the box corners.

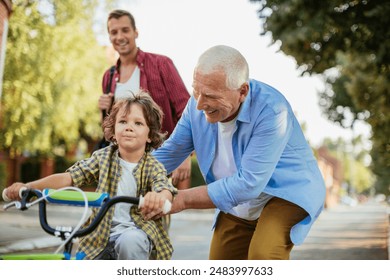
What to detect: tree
<box><xmin>322</xmin><ymin>137</ymin><xmax>374</xmax><ymax>195</ymax></box>
<box><xmin>1</xmin><ymin>0</ymin><xmax>108</xmax><ymax>157</ymax></box>
<box><xmin>250</xmin><ymin>0</ymin><xmax>390</xmax><ymax>195</ymax></box>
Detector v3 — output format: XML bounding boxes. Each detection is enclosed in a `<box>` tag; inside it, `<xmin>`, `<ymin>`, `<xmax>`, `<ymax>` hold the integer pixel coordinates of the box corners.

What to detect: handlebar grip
<box><xmin>2</xmin><ymin>187</ymin><xmax>27</xmax><ymax>202</ymax></box>
<box><xmin>2</xmin><ymin>189</ymin><xmax>10</xmax><ymax>202</ymax></box>
<box><xmin>42</xmin><ymin>189</ymin><xmax>109</xmax><ymax>207</ymax></box>
<box><xmin>162</xmin><ymin>200</ymin><xmax>172</xmax><ymax>214</ymax></box>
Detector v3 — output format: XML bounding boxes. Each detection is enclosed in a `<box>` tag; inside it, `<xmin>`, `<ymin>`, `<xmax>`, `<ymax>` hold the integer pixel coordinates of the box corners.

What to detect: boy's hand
<box><xmin>140</xmin><ymin>190</ymin><xmax>172</xmax><ymax>220</ymax></box>
<box><xmin>3</xmin><ymin>183</ymin><xmax>30</xmax><ymax>201</ymax></box>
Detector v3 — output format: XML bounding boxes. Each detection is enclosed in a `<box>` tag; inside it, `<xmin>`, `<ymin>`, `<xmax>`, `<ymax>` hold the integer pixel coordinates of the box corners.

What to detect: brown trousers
<box><xmin>209</xmin><ymin>197</ymin><xmax>308</xmax><ymax>260</ymax></box>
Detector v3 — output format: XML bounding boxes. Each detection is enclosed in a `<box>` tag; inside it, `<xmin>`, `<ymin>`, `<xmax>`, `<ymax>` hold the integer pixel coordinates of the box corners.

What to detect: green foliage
<box><xmin>1</xmin><ymin>0</ymin><xmax>108</xmax><ymax>157</ymax></box>
<box><xmin>191</xmin><ymin>155</ymin><xmax>206</xmax><ymax>188</ymax></box>
<box><xmin>251</xmin><ymin>0</ymin><xmax>390</xmax><ymax>194</ymax></box>
<box><xmin>322</xmin><ymin>137</ymin><xmax>374</xmax><ymax>194</ymax></box>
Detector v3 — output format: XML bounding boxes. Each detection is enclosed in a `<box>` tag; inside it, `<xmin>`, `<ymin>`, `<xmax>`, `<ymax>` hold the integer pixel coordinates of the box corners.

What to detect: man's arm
<box><xmin>152</xmin><ymin>98</ymin><xmax>195</xmax><ymax>174</ymax></box>
<box><xmin>159</xmin><ymin>56</ymin><xmax>190</xmax><ymax>119</ymax></box>
<box><xmin>170</xmin><ymin>185</ymin><xmax>215</xmax><ymax>214</ymax></box>
<box><xmin>142</xmin><ymin>185</ymin><xmax>215</xmax><ymax>220</ymax></box>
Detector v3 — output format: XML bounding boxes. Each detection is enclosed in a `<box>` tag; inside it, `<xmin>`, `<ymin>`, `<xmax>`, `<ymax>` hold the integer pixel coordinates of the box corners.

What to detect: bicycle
<box><xmin>0</xmin><ymin>187</ymin><xmax>171</xmax><ymax>260</ymax></box>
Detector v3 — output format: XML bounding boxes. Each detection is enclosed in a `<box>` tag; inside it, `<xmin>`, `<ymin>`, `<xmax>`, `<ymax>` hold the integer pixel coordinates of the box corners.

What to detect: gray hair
<box><xmin>195</xmin><ymin>45</ymin><xmax>249</xmax><ymax>89</ymax></box>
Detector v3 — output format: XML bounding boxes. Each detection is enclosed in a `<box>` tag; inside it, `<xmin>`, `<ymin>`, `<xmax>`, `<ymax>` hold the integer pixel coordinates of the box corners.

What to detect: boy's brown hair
<box><xmin>103</xmin><ymin>90</ymin><xmax>166</xmax><ymax>151</ymax></box>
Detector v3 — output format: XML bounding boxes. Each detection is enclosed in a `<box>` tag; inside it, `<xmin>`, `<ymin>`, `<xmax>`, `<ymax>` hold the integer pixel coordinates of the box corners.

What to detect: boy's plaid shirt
<box><xmin>66</xmin><ymin>145</ymin><xmax>177</xmax><ymax>260</ymax></box>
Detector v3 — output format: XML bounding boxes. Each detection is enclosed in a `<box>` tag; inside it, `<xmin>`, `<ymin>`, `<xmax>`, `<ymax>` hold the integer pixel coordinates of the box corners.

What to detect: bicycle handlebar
<box><xmin>3</xmin><ymin>189</ymin><xmax>139</xmax><ymax>238</ymax></box>
<box><xmin>2</xmin><ymin>187</ymin><xmax>27</xmax><ymax>202</ymax></box>
<box><xmin>2</xmin><ymin>188</ymin><xmax>171</xmax><ymax>259</ymax></box>
<box><xmin>3</xmin><ymin>188</ymin><xmax>171</xmax><ymax>237</ymax></box>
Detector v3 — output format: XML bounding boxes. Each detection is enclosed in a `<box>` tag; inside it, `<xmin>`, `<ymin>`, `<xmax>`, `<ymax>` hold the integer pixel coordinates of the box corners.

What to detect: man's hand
<box><xmin>98</xmin><ymin>93</ymin><xmax>114</xmax><ymax>111</ymax></box>
<box><xmin>171</xmin><ymin>156</ymin><xmax>191</xmax><ymax>186</ymax></box>
<box><xmin>140</xmin><ymin>190</ymin><xmax>172</xmax><ymax>220</ymax></box>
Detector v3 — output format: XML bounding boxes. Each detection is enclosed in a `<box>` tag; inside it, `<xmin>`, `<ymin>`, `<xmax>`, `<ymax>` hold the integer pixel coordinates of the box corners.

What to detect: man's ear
<box><xmin>239</xmin><ymin>82</ymin><xmax>249</xmax><ymax>102</ymax></box>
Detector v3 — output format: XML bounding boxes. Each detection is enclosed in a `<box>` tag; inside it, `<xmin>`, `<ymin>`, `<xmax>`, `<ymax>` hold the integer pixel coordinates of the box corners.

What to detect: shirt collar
<box><xmin>136</xmin><ymin>48</ymin><xmax>145</xmax><ymax>66</ymax></box>
<box><xmin>237</xmin><ymin>81</ymin><xmax>252</xmax><ymax>124</ymax></box>
<box><xmin>115</xmin><ymin>48</ymin><xmax>144</xmax><ymax>70</ymax></box>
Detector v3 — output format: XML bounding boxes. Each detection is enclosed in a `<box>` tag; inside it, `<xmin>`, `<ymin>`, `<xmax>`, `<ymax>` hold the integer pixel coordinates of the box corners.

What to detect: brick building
<box><xmin>0</xmin><ymin>0</ymin><xmax>11</xmax><ymax>100</ymax></box>
<box><xmin>317</xmin><ymin>146</ymin><xmax>343</xmax><ymax>208</ymax></box>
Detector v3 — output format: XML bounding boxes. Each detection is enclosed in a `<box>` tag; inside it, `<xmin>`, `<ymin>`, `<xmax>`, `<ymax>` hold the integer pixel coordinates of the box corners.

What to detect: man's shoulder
<box><xmin>102</xmin><ymin>64</ymin><xmax>117</xmax><ymax>82</ymax></box>
<box><xmin>140</xmin><ymin>50</ymin><xmax>172</xmax><ymax>63</ymax></box>
<box><xmin>105</xmin><ymin>65</ymin><xmax>116</xmax><ymax>73</ymax></box>
<box><xmin>249</xmin><ymin>79</ymin><xmax>289</xmax><ymax>112</ymax></box>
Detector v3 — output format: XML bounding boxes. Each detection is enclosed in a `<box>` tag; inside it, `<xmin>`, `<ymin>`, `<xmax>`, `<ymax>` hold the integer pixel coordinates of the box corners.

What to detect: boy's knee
<box><xmin>114</xmin><ymin>229</ymin><xmax>151</xmax><ymax>259</ymax></box>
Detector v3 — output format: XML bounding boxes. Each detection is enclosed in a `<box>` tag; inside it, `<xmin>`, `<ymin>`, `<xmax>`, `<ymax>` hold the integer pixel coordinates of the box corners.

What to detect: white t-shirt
<box><xmin>110</xmin><ymin>158</ymin><xmax>138</xmax><ymax>236</ymax></box>
<box><xmin>211</xmin><ymin>118</ymin><xmax>273</xmax><ymax>220</ymax></box>
<box><xmin>114</xmin><ymin>66</ymin><xmax>140</xmax><ymax>100</ymax></box>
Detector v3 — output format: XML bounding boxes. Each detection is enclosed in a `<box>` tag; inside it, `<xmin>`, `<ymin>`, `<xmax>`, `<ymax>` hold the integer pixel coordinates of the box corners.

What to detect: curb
<box><xmin>0</xmin><ymin>236</ymin><xmax>61</xmax><ymax>254</ymax></box>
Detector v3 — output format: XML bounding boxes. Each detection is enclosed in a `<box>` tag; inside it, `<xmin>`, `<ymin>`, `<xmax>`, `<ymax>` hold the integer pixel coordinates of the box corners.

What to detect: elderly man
<box><xmin>146</xmin><ymin>45</ymin><xmax>326</xmax><ymax>260</ymax></box>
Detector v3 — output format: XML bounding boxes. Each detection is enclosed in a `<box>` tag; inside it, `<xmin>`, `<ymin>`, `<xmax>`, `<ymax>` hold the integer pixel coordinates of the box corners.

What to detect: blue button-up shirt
<box><xmin>153</xmin><ymin>79</ymin><xmax>326</xmax><ymax>245</ymax></box>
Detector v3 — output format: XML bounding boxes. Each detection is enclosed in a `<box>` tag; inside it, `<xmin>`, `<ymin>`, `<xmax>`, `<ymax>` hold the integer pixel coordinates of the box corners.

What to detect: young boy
<box><xmin>4</xmin><ymin>91</ymin><xmax>177</xmax><ymax>260</ymax></box>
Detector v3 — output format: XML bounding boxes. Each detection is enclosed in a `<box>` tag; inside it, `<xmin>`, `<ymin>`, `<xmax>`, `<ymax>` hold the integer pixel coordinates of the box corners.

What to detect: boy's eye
<box><xmin>135</xmin><ymin>121</ymin><xmax>143</xmax><ymax>126</ymax></box>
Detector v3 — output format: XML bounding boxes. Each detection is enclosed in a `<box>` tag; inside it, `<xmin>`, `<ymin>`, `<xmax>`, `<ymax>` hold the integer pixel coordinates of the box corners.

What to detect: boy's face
<box><xmin>115</xmin><ymin>103</ymin><xmax>151</xmax><ymax>161</ymax></box>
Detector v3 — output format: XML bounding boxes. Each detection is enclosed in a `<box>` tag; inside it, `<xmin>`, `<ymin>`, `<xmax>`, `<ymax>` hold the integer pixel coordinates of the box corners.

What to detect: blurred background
<box><xmin>0</xmin><ymin>0</ymin><xmax>389</xmax><ymax>208</ymax></box>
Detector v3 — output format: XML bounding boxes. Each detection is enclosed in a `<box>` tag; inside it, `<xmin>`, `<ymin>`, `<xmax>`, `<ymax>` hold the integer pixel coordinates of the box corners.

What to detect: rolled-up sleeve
<box><xmin>150</xmin><ymin>160</ymin><xmax>178</xmax><ymax>196</ymax></box>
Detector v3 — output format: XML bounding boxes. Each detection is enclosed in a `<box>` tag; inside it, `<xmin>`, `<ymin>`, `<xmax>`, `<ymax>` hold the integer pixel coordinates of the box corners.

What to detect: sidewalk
<box><xmin>0</xmin><ymin>199</ymin><xmax>389</xmax><ymax>259</ymax></box>
<box><xmin>290</xmin><ymin>199</ymin><xmax>389</xmax><ymax>260</ymax></box>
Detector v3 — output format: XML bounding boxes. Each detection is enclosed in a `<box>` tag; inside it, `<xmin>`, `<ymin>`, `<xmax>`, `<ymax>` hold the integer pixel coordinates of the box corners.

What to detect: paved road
<box><xmin>0</xmin><ymin>199</ymin><xmax>388</xmax><ymax>260</ymax></box>
<box><xmin>290</xmin><ymin>200</ymin><xmax>389</xmax><ymax>260</ymax></box>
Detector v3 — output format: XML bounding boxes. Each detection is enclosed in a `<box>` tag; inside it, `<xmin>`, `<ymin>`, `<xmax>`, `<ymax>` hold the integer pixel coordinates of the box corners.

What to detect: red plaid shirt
<box><xmin>102</xmin><ymin>48</ymin><xmax>190</xmax><ymax>137</ymax></box>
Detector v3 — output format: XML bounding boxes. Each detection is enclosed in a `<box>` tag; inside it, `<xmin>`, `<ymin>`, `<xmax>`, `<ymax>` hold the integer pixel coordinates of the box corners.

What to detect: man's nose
<box><xmin>117</xmin><ymin>30</ymin><xmax>125</xmax><ymax>40</ymax></box>
<box><xmin>196</xmin><ymin>94</ymin><xmax>206</xmax><ymax>110</ymax></box>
